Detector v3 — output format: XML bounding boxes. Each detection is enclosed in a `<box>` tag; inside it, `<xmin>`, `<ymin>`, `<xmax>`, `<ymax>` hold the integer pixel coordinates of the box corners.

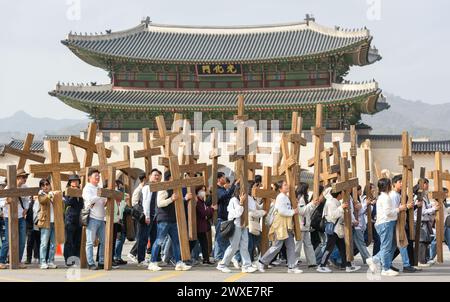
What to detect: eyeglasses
<box><xmin>43</xmin><ymin>183</ymin><xmax>50</xmax><ymax>187</ymax></box>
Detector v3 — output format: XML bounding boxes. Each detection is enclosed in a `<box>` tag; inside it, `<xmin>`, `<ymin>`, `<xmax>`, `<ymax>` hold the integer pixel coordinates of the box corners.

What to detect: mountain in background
<box><xmin>362</xmin><ymin>93</ymin><xmax>450</xmax><ymax>140</ymax></box>
<box><xmin>1</xmin><ymin>93</ymin><xmax>449</xmax><ymax>144</ymax></box>
<box><xmin>0</xmin><ymin>111</ymin><xmax>88</xmax><ymax>144</ymax></box>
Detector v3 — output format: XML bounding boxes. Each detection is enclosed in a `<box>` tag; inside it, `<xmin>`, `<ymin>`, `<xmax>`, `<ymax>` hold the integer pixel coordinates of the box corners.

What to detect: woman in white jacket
<box><xmin>367</xmin><ymin>178</ymin><xmax>406</xmax><ymax>277</ymax></box>
<box><xmin>317</xmin><ymin>189</ymin><xmax>361</xmax><ymax>273</ymax></box>
<box><xmin>216</xmin><ymin>186</ymin><xmax>257</xmax><ymax>273</ymax></box>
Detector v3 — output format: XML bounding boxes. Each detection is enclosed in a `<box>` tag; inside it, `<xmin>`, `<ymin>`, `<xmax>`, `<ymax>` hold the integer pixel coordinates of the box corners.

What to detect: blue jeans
<box><xmin>0</xmin><ymin>218</ymin><xmax>27</xmax><ymax>264</ymax></box>
<box><xmin>220</xmin><ymin>226</ymin><xmax>252</xmax><ymax>268</ymax></box>
<box><xmin>40</xmin><ymin>223</ymin><xmax>56</xmax><ymax>264</ymax></box>
<box><xmin>373</xmin><ymin>220</ymin><xmax>396</xmax><ymax>271</ymax></box>
<box><xmin>86</xmin><ymin>218</ymin><xmax>105</xmax><ymax>265</ymax></box>
<box><xmin>214</xmin><ymin>218</ymin><xmax>230</xmax><ymax>261</ymax></box>
<box><xmin>330</xmin><ymin>246</ymin><xmax>341</xmax><ymax>265</ymax></box>
<box><xmin>151</xmin><ymin>222</ymin><xmax>181</xmax><ymax>263</ymax></box>
<box><xmin>114</xmin><ymin>229</ymin><xmax>126</xmax><ymax>260</ymax></box>
<box><xmin>137</xmin><ymin>223</ymin><xmax>150</xmax><ymax>263</ymax></box>
<box><xmin>235</xmin><ymin>233</ymin><xmax>261</xmax><ymax>263</ymax></box>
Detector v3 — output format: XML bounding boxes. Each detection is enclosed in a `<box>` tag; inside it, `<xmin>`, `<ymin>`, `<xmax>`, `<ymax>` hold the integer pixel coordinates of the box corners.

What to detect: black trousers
<box><xmin>146</xmin><ymin>219</ymin><xmax>158</xmax><ymax>255</ymax></box>
<box><xmin>26</xmin><ymin>228</ymin><xmax>40</xmax><ymax>261</ymax></box>
<box><xmin>320</xmin><ymin>233</ymin><xmax>351</xmax><ymax>268</ymax></box>
<box><xmin>64</xmin><ymin>224</ymin><xmax>82</xmax><ymax>263</ymax></box>
<box><xmin>197</xmin><ymin>232</ymin><xmax>209</xmax><ymax>262</ymax></box>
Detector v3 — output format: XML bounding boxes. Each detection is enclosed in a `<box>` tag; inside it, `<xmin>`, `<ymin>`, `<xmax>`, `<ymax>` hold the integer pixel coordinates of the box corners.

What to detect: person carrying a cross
<box><xmin>257</xmin><ymin>180</ymin><xmax>303</xmax><ymax>274</ymax></box>
<box><xmin>37</xmin><ymin>178</ymin><xmax>58</xmax><ymax>269</ymax></box>
<box><xmin>63</xmin><ymin>174</ymin><xmax>83</xmax><ymax>267</ymax></box>
<box><xmin>0</xmin><ymin>168</ymin><xmax>31</xmax><ymax>269</ymax></box>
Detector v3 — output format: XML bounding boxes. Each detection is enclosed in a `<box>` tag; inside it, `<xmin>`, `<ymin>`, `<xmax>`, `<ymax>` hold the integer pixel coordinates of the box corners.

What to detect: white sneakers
<box><xmin>231</xmin><ymin>258</ymin><xmax>241</xmax><ymax>269</ymax></box>
<box><xmin>47</xmin><ymin>262</ymin><xmax>57</xmax><ymax>269</ymax></box>
<box><xmin>40</xmin><ymin>263</ymin><xmax>49</xmax><ymax>269</ymax></box>
<box><xmin>175</xmin><ymin>262</ymin><xmax>192</xmax><ymax>271</ymax></box>
<box><xmin>138</xmin><ymin>261</ymin><xmax>148</xmax><ymax>268</ymax></box>
<box><xmin>366</xmin><ymin>258</ymin><xmax>379</xmax><ymax>273</ymax></box>
<box><xmin>381</xmin><ymin>269</ymin><xmax>399</xmax><ymax>277</ymax></box>
<box><xmin>345</xmin><ymin>266</ymin><xmax>361</xmax><ymax>273</ymax></box>
<box><xmin>257</xmin><ymin>262</ymin><xmax>266</xmax><ymax>273</ymax></box>
<box><xmin>287</xmin><ymin>268</ymin><xmax>303</xmax><ymax>274</ymax></box>
<box><xmin>427</xmin><ymin>259</ymin><xmax>436</xmax><ymax>266</ymax></box>
<box><xmin>216</xmin><ymin>264</ymin><xmax>232</xmax><ymax>273</ymax></box>
<box><xmin>316</xmin><ymin>266</ymin><xmax>332</xmax><ymax>273</ymax></box>
<box><xmin>418</xmin><ymin>262</ymin><xmax>431</xmax><ymax>267</ymax></box>
<box><xmin>147</xmin><ymin>262</ymin><xmax>162</xmax><ymax>271</ymax></box>
<box><xmin>241</xmin><ymin>266</ymin><xmax>257</xmax><ymax>273</ymax></box>
<box><xmin>128</xmin><ymin>253</ymin><xmax>138</xmax><ymax>264</ymax></box>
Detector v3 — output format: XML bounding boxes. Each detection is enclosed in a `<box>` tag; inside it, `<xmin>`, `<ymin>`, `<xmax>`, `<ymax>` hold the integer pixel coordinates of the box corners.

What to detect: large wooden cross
<box><xmin>413</xmin><ymin>167</ymin><xmax>426</xmax><ymax>266</ymax></box>
<box><xmin>180</xmin><ymin>119</ymin><xmax>208</xmax><ymax>241</ymax></box>
<box><xmin>349</xmin><ymin>125</ymin><xmax>360</xmax><ymax>218</ymax></box>
<box><xmin>289</xmin><ymin>112</ymin><xmax>307</xmax><ymax>186</ymax></box>
<box><xmin>428</xmin><ymin>152</ymin><xmax>449</xmax><ymax>263</ymax></box>
<box><xmin>69</xmin><ymin>123</ymin><xmax>112</xmax><ymax>184</ymax></box>
<box><xmin>398</xmin><ymin>131</ymin><xmax>415</xmax><ymax>243</ymax></box>
<box><xmin>2</xmin><ymin>133</ymin><xmax>46</xmax><ymax>170</ymax></box>
<box><xmin>332</xmin><ymin>151</ymin><xmax>359</xmax><ymax>262</ymax></box>
<box><xmin>120</xmin><ymin>145</ymin><xmax>136</xmax><ymax>240</ymax></box>
<box><xmin>133</xmin><ymin>128</ymin><xmax>161</xmax><ymax>177</ymax></box>
<box><xmin>151</xmin><ymin>113</ymin><xmax>184</xmax><ymax>159</ymax></box>
<box><xmin>310</xmin><ymin>104</ymin><xmax>326</xmax><ymax>201</ymax></box>
<box><xmin>209</xmin><ymin>127</ymin><xmax>220</xmax><ymax>211</ymax></box>
<box><xmin>251</xmin><ymin>166</ymin><xmax>277</xmax><ymax>254</ymax></box>
<box><xmin>364</xmin><ymin>147</ymin><xmax>374</xmax><ymax>244</ymax></box>
<box><xmin>29</xmin><ymin>140</ymin><xmax>80</xmax><ymax>245</ymax></box>
<box><xmin>0</xmin><ymin>165</ymin><xmax>40</xmax><ymax>269</ymax></box>
<box><xmin>148</xmin><ymin>153</ymin><xmax>204</xmax><ymax>261</ymax></box>
<box><xmin>96</xmin><ymin>166</ymin><xmax>123</xmax><ymax>271</ymax></box>
<box><xmin>279</xmin><ymin>133</ymin><xmax>302</xmax><ymax>240</ymax></box>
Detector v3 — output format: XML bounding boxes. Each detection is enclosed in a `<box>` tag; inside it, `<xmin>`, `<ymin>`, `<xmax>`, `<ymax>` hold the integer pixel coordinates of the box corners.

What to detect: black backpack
<box><xmin>310</xmin><ymin>202</ymin><xmax>325</xmax><ymax>232</ymax></box>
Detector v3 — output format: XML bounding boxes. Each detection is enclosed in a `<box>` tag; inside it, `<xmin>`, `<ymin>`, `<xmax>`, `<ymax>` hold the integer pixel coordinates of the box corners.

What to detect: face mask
<box><xmin>198</xmin><ymin>190</ymin><xmax>206</xmax><ymax>200</ymax></box>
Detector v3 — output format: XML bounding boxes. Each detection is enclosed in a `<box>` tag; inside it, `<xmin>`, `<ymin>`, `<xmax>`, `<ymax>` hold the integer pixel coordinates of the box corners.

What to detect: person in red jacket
<box><xmin>195</xmin><ymin>185</ymin><xmax>217</xmax><ymax>265</ymax></box>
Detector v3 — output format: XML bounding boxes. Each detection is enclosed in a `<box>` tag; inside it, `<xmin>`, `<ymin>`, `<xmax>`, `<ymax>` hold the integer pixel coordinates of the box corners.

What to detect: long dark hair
<box><xmin>296</xmin><ymin>182</ymin><xmax>309</xmax><ymax>203</ymax></box>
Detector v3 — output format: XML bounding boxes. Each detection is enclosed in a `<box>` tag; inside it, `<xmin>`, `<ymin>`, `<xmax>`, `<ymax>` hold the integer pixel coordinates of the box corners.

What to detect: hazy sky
<box><xmin>1</xmin><ymin>0</ymin><xmax>449</xmax><ymax>119</ymax></box>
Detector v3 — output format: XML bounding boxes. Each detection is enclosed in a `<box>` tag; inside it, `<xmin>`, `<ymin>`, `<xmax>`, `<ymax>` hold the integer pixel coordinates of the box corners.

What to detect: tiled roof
<box><xmin>412</xmin><ymin>141</ymin><xmax>450</xmax><ymax>153</ymax></box>
<box><xmin>50</xmin><ymin>82</ymin><xmax>382</xmax><ymax>113</ymax></box>
<box><xmin>43</xmin><ymin>135</ymin><xmax>70</xmax><ymax>141</ymax></box>
<box><xmin>357</xmin><ymin>134</ymin><xmax>402</xmax><ymax>144</ymax></box>
<box><xmin>63</xmin><ymin>20</ymin><xmax>380</xmax><ymax>65</ymax></box>
<box><xmin>6</xmin><ymin>139</ymin><xmax>45</xmax><ymax>153</ymax></box>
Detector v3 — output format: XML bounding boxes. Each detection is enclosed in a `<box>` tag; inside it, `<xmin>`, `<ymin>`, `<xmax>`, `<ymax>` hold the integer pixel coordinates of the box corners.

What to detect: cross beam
<box><xmin>2</xmin><ymin>133</ymin><xmax>46</xmax><ymax>169</ymax></box>
<box><xmin>133</xmin><ymin>128</ymin><xmax>161</xmax><ymax>177</ymax></box>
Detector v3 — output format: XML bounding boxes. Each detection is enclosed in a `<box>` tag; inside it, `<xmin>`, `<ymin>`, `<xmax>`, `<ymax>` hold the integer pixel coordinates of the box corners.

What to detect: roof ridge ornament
<box><xmin>305</xmin><ymin>14</ymin><xmax>315</xmax><ymax>25</ymax></box>
<box><xmin>142</xmin><ymin>16</ymin><xmax>151</xmax><ymax>28</ymax></box>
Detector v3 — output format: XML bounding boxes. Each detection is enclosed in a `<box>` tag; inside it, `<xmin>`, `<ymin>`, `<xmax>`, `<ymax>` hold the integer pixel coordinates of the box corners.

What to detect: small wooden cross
<box><xmin>364</xmin><ymin>147</ymin><xmax>373</xmax><ymax>244</ymax></box>
<box><xmin>148</xmin><ymin>155</ymin><xmax>204</xmax><ymax>261</ymax></box>
<box><xmin>428</xmin><ymin>152</ymin><xmax>449</xmax><ymax>263</ymax></box>
<box><xmin>332</xmin><ymin>152</ymin><xmax>359</xmax><ymax>262</ymax></box>
<box><xmin>133</xmin><ymin>128</ymin><xmax>161</xmax><ymax>177</ymax></box>
<box><xmin>96</xmin><ymin>166</ymin><xmax>123</xmax><ymax>270</ymax></box>
<box><xmin>0</xmin><ymin>165</ymin><xmax>40</xmax><ymax>269</ymax></box>
<box><xmin>3</xmin><ymin>133</ymin><xmax>46</xmax><ymax>169</ymax></box>
<box><xmin>233</xmin><ymin>94</ymin><xmax>248</xmax><ymax>121</ymax></box>
<box><xmin>398</xmin><ymin>132</ymin><xmax>415</xmax><ymax>243</ymax></box>
<box><xmin>251</xmin><ymin>166</ymin><xmax>276</xmax><ymax>254</ymax></box>
<box><xmin>319</xmin><ymin>147</ymin><xmax>338</xmax><ymax>185</ymax></box>
<box><xmin>413</xmin><ymin>167</ymin><xmax>426</xmax><ymax>266</ymax></box>
<box><xmin>29</xmin><ymin>140</ymin><xmax>80</xmax><ymax>245</ymax></box>
<box><xmin>279</xmin><ymin>133</ymin><xmax>302</xmax><ymax>240</ymax></box>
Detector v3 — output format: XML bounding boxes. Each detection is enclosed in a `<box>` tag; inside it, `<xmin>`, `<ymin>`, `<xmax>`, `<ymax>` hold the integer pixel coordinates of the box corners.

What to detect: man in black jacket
<box><xmin>213</xmin><ymin>172</ymin><xmax>238</xmax><ymax>261</ymax></box>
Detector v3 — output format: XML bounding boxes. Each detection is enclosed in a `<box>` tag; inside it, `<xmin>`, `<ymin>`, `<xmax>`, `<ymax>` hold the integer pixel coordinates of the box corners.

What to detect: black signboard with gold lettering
<box><xmin>197</xmin><ymin>64</ymin><xmax>242</xmax><ymax>76</ymax></box>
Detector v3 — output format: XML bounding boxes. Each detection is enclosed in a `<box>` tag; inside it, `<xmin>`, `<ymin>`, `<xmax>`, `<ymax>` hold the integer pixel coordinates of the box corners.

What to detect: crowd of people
<box><xmin>0</xmin><ymin>167</ymin><xmax>449</xmax><ymax>276</ymax></box>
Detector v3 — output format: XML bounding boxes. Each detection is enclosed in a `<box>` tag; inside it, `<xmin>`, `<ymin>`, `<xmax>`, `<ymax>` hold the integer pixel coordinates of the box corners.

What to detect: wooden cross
<box><xmin>251</xmin><ymin>166</ymin><xmax>276</xmax><ymax>254</ymax></box>
<box><xmin>29</xmin><ymin>140</ymin><xmax>80</xmax><ymax>245</ymax></box>
<box><xmin>310</xmin><ymin>104</ymin><xmax>326</xmax><ymax>201</ymax></box>
<box><xmin>69</xmin><ymin>122</ymin><xmax>112</xmax><ymax>183</ymax></box>
<box><xmin>2</xmin><ymin>133</ymin><xmax>46</xmax><ymax>169</ymax></box>
<box><xmin>0</xmin><ymin>165</ymin><xmax>40</xmax><ymax>269</ymax></box>
<box><xmin>229</xmin><ymin>123</ymin><xmax>250</xmax><ymax>227</ymax></box>
<box><xmin>289</xmin><ymin>112</ymin><xmax>307</xmax><ymax>186</ymax></box>
<box><xmin>133</xmin><ymin>128</ymin><xmax>161</xmax><ymax>177</ymax></box>
<box><xmin>332</xmin><ymin>152</ymin><xmax>358</xmax><ymax>262</ymax></box>
<box><xmin>234</xmin><ymin>94</ymin><xmax>248</xmax><ymax>121</ymax></box>
<box><xmin>209</xmin><ymin>127</ymin><xmax>220</xmax><ymax>209</ymax></box>
<box><xmin>398</xmin><ymin>132</ymin><xmax>414</xmax><ymax>244</ymax></box>
<box><xmin>180</xmin><ymin>120</ymin><xmax>208</xmax><ymax>241</ymax></box>
<box><xmin>79</xmin><ymin>143</ymin><xmax>130</xmax><ymax>182</ymax></box>
<box><xmin>319</xmin><ymin>147</ymin><xmax>338</xmax><ymax>185</ymax></box>
<box><xmin>364</xmin><ymin>147</ymin><xmax>374</xmax><ymax>244</ymax></box>
<box><xmin>96</xmin><ymin>166</ymin><xmax>123</xmax><ymax>270</ymax></box>
<box><xmin>150</xmin><ymin>113</ymin><xmax>183</xmax><ymax>158</ymax></box>
<box><xmin>0</xmin><ymin>169</ymin><xmax>6</xmax><ymax>178</ymax></box>
<box><xmin>120</xmin><ymin>145</ymin><xmax>136</xmax><ymax>240</ymax></box>
<box><xmin>428</xmin><ymin>152</ymin><xmax>449</xmax><ymax>263</ymax></box>
<box><xmin>148</xmin><ymin>155</ymin><xmax>204</xmax><ymax>261</ymax></box>
<box><xmin>349</xmin><ymin>125</ymin><xmax>360</xmax><ymax>218</ymax></box>
<box><xmin>413</xmin><ymin>167</ymin><xmax>426</xmax><ymax>266</ymax></box>
<box><xmin>279</xmin><ymin>133</ymin><xmax>302</xmax><ymax>240</ymax></box>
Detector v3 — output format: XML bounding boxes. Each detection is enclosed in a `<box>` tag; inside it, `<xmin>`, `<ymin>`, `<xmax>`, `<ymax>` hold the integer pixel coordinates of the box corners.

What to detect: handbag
<box><xmin>324</xmin><ymin>220</ymin><xmax>337</xmax><ymax>236</ymax></box>
<box><xmin>219</xmin><ymin>219</ymin><xmax>235</xmax><ymax>239</ymax></box>
<box><xmin>419</xmin><ymin>221</ymin><xmax>432</xmax><ymax>243</ymax></box>
<box><xmin>80</xmin><ymin>208</ymin><xmax>90</xmax><ymax>227</ymax></box>
<box><xmin>131</xmin><ymin>203</ymin><xmax>146</xmax><ymax>224</ymax></box>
